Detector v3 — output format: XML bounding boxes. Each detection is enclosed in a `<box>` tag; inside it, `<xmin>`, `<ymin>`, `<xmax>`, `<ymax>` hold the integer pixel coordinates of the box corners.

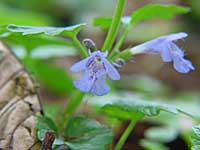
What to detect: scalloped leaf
<box><xmin>192</xmin><ymin>145</ymin><xmax>200</xmax><ymax>150</ymax></box>
<box><xmin>0</xmin><ymin>29</ymin><xmax>78</xmax><ymax>59</ymax></box>
<box><xmin>87</xmin><ymin>93</ymin><xmax>191</xmax><ymax>119</ymax></box>
<box><xmin>64</xmin><ymin>116</ymin><xmax>113</xmax><ymax>150</ymax></box>
<box><xmin>191</xmin><ymin>125</ymin><xmax>200</xmax><ymax>150</ymax></box>
<box><xmin>6</xmin><ymin>23</ymin><xmax>86</xmax><ymax>36</ymax></box>
<box><xmin>192</xmin><ymin>125</ymin><xmax>200</xmax><ymax>137</ymax></box>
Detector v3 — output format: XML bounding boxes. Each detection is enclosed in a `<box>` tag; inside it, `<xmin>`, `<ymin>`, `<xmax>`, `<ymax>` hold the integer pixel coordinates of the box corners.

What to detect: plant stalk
<box><xmin>59</xmin><ymin>91</ymin><xmax>85</xmax><ymax>130</ymax></box>
<box><xmin>71</xmin><ymin>36</ymin><xmax>88</xmax><ymax>58</ymax></box>
<box><xmin>64</xmin><ymin>91</ymin><xmax>85</xmax><ymax>116</ymax></box>
<box><xmin>102</xmin><ymin>0</ymin><xmax>126</xmax><ymax>52</ymax></box>
<box><xmin>115</xmin><ymin>114</ymin><xmax>143</xmax><ymax>150</ymax></box>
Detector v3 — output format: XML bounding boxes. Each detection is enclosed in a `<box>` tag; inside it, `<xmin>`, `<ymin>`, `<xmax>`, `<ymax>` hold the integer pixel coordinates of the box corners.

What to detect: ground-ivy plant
<box><xmin>0</xmin><ymin>0</ymin><xmax>198</xmax><ymax>150</ymax></box>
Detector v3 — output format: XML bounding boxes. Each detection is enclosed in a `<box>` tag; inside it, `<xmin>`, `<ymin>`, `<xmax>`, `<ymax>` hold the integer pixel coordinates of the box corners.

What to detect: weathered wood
<box><xmin>0</xmin><ymin>42</ymin><xmax>43</xmax><ymax>150</ymax></box>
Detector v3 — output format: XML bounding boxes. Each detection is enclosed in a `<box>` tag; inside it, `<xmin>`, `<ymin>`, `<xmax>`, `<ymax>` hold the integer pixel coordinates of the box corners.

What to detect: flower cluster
<box><xmin>70</xmin><ymin>51</ymin><xmax>120</xmax><ymax>96</ymax></box>
<box><xmin>131</xmin><ymin>32</ymin><xmax>195</xmax><ymax>73</ymax></box>
<box><xmin>71</xmin><ymin>33</ymin><xmax>195</xmax><ymax>96</ymax></box>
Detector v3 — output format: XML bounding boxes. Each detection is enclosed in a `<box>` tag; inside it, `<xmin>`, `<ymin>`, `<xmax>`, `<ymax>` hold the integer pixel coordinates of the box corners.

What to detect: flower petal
<box><xmin>173</xmin><ymin>55</ymin><xmax>195</xmax><ymax>73</ymax></box>
<box><xmin>103</xmin><ymin>58</ymin><xmax>120</xmax><ymax>80</ymax></box>
<box><xmin>131</xmin><ymin>32</ymin><xmax>188</xmax><ymax>55</ymax></box>
<box><xmin>103</xmin><ymin>51</ymin><xmax>108</xmax><ymax>57</ymax></box>
<box><xmin>74</xmin><ymin>71</ymin><xmax>95</xmax><ymax>92</ymax></box>
<box><xmin>90</xmin><ymin>75</ymin><xmax>110</xmax><ymax>96</ymax></box>
<box><xmin>160</xmin><ymin>43</ymin><xmax>172</xmax><ymax>62</ymax></box>
<box><xmin>70</xmin><ymin>57</ymin><xmax>89</xmax><ymax>73</ymax></box>
<box><xmin>170</xmin><ymin>42</ymin><xmax>184</xmax><ymax>57</ymax></box>
<box><xmin>165</xmin><ymin>32</ymin><xmax>188</xmax><ymax>42</ymax></box>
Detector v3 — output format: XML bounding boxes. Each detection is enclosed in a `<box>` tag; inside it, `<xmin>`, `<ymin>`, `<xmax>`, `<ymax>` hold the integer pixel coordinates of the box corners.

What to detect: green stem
<box><xmin>71</xmin><ymin>35</ymin><xmax>88</xmax><ymax>58</ymax></box>
<box><xmin>109</xmin><ymin>48</ymin><xmax>132</xmax><ymax>61</ymax></box>
<box><xmin>115</xmin><ymin>114</ymin><xmax>143</xmax><ymax>150</ymax></box>
<box><xmin>109</xmin><ymin>23</ymin><xmax>133</xmax><ymax>59</ymax></box>
<box><xmin>102</xmin><ymin>0</ymin><xmax>126</xmax><ymax>52</ymax></box>
<box><xmin>114</xmin><ymin>24</ymin><xmax>132</xmax><ymax>51</ymax></box>
<box><xmin>59</xmin><ymin>91</ymin><xmax>85</xmax><ymax>130</ymax></box>
<box><xmin>64</xmin><ymin>91</ymin><xmax>85</xmax><ymax>118</ymax></box>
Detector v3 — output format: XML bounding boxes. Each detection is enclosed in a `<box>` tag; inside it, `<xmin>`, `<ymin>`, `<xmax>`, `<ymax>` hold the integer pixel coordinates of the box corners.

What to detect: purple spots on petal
<box><xmin>74</xmin><ymin>72</ymin><xmax>95</xmax><ymax>92</ymax></box>
<box><xmin>70</xmin><ymin>50</ymin><xmax>120</xmax><ymax>96</ymax></box>
<box><xmin>90</xmin><ymin>75</ymin><xmax>110</xmax><ymax>96</ymax></box>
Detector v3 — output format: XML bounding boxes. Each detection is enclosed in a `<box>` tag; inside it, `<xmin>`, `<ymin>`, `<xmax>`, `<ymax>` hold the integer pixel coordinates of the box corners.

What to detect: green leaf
<box><xmin>93</xmin><ymin>4</ymin><xmax>189</xmax><ymax>30</ymax></box>
<box><xmin>25</xmin><ymin>59</ymin><xmax>74</xmax><ymax>95</ymax></box>
<box><xmin>130</xmin><ymin>4</ymin><xmax>190</xmax><ymax>25</ymax></box>
<box><xmin>192</xmin><ymin>145</ymin><xmax>200</xmax><ymax>150</ymax></box>
<box><xmin>0</xmin><ymin>24</ymin><xmax>81</xmax><ymax>59</ymax></box>
<box><xmin>64</xmin><ymin>116</ymin><xmax>113</xmax><ymax>150</ymax></box>
<box><xmin>193</xmin><ymin>125</ymin><xmax>200</xmax><ymax>137</ymax></box>
<box><xmin>6</xmin><ymin>23</ymin><xmax>86</xmax><ymax>37</ymax></box>
<box><xmin>36</xmin><ymin>117</ymin><xmax>62</xmax><ymax>147</ymax></box>
<box><xmin>65</xmin><ymin>116</ymin><xmax>106</xmax><ymax>137</ymax></box>
<box><xmin>145</xmin><ymin>127</ymin><xmax>178</xmax><ymax>143</ymax></box>
<box><xmin>190</xmin><ymin>125</ymin><xmax>200</xmax><ymax>150</ymax></box>
<box><xmin>0</xmin><ymin>26</ymin><xmax>76</xmax><ymax>56</ymax></box>
<box><xmin>37</xmin><ymin>129</ymin><xmax>48</xmax><ymax>141</ymax></box>
<box><xmin>36</xmin><ymin>116</ymin><xmax>58</xmax><ymax>137</ymax></box>
<box><xmin>2</xmin><ymin>33</ymin><xmax>73</xmax><ymax>48</ymax></box>
<box><xmin>140</xmin><ymin>139</ymin><xmax>169</xmax><ymax>150</ymax></box>
<box><xmin>191</xmin><ymin>134</ymin><xmax>200</xmax><ymax>146</ymax></box>
<box><xmin>93</xmin><ymin>16</ymin><xmax>131</xmax><ymax>30</ymax></box>
<box><xmin>87</xmin><ymin>93</ymin><xmax>191</xmax><ymax>119</ymax></box>
<box><xmin>191</xmin><ymin>125</ymin><xmax>200</xmax><ymax>150</ymax></box>
<box><xmin>93</xmin><ymin>17</ymin><xmax>112</xmax><ymax>30</ymax></box>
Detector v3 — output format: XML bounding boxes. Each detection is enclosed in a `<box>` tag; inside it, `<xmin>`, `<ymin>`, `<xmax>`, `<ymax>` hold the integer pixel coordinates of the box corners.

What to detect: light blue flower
<box><xmin>70</xmin><ymin>51</ymin><xmax>120</xmax><ymax>96</ymax></box>
<box><xmin>131</xmin><ymin>32</ymin><xmax>195</xmax><ymax>73</ymax></box>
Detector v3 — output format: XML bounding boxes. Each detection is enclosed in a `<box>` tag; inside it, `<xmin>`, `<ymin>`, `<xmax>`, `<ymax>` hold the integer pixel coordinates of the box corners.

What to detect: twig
<box><xmin>41</xmin><ymin>131</ymin><xmax>55</xmax><ymax>150</ymax></box>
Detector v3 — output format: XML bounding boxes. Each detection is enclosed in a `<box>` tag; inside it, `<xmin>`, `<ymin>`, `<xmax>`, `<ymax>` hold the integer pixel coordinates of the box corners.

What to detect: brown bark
<box><xmin>41</xmin><ymin>132</ymin><xmax>55</xmax><ymax>150</ymax></box>
<box><xmin>0</xmin><ymin>42</ymin><xmax>43</xmax><ymax>150</ymax></box>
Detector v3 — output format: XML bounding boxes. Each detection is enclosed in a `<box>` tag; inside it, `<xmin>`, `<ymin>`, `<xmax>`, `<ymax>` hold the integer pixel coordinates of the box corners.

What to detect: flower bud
<box><xmin>82</xmin><ymin>39</ymin><xmax>96</xmax><ymax>54</ymax></box>
<box><xmin>112</xmin><ymin>58</ymin><xmax>125</xmax><ymax>69</ymax></box>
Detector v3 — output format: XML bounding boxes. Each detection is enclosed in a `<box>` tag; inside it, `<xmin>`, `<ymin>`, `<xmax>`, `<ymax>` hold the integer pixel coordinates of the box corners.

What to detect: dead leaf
<box><xmin>0</xmin><ymin>42</ymin><xmax>43</xmax><ymax>150</ymax></box>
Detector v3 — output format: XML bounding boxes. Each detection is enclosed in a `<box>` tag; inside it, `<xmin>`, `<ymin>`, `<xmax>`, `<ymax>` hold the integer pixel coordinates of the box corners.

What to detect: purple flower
<box><xmin>70</xmin><ymin>51</ymin><xmax>120</xmax><ymax>96</ymax></box>
<box><xmin>131</xmin><ymin>32</ymin><xmax>195</xmax><ymax>73</ymax></box>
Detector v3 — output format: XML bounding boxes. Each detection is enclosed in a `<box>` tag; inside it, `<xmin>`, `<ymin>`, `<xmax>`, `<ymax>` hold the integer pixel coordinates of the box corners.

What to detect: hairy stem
<box><xmin>102</xmin><ymin>0</ymin><xmax>126</xmax><ymax>52</ymax></box>
<box><xmin>64</xmin><ymin>91</ymin><xmax>85</xmax><ymax>116</ymax></box>
<box><xmin>115</xmin><ymin>113</ymin><xmax>143</xmax><ymax>150</ymax></box>
<box><xmin>71</xmin><ymin>36</ymin><xmax>88</xmax><ymax>58</ymax></box>
<box><xmin>109</xmin><ymin>23</ymin><xmax>134</xmax><ymax>59</ymax></box>
<box><xmin>59</xmin><ymin>91</ymin><xmax>85</xmax><ymax>130</ymax></box>
<box><xmin>114</xmin><ymin>24</ymin><xmax>132</xmax><ymax>51</ymax></box>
